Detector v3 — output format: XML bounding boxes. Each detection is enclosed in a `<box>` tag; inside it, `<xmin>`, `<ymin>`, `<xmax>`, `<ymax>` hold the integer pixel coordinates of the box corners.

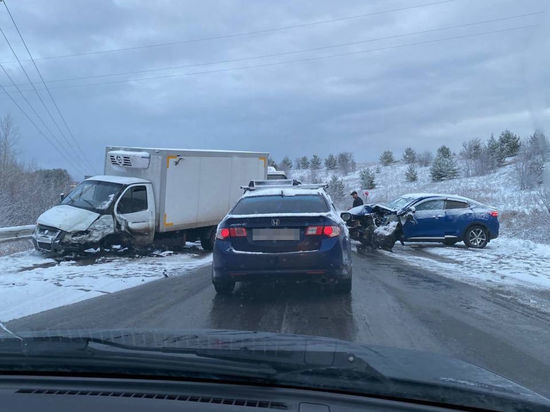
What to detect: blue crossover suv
<box><xmin>212</xmin><ymin>182</ymin><xmax>353</xmax><ymax>294</ymax></box>
<box><xmin>345</xmin><ymin>193</ymin><xmax>499</xmax><ymax>249</ymax></box>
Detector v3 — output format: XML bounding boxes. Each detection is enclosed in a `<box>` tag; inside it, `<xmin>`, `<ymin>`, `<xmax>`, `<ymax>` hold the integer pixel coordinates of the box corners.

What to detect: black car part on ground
<box><xmin>0</xmin><ymin>329</ymin><xmax>548</xmax><ymax>411</ymax></box>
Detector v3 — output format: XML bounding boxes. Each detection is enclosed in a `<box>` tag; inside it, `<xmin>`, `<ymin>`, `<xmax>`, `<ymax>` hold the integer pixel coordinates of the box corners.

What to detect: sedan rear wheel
<box><xmin>335</xmin><ymin>278</ymin><xmax>352</xmax><ymax>293</ymax></box>
<box><xmin>213</xmin><ymin>279</ymin><xmax>235</xmax><ymax>295</ymax></box>
<box><xmin>464</xmin><ymin>225</ymin><xmax>488</xmax><ymax>249</ymax></box>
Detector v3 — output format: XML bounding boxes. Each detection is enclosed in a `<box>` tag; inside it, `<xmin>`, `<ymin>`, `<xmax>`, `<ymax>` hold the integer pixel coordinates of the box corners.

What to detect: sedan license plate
<box><xmin>253</xmin><ymin>228</ymin><xmax>300</xmax><ymax>241</ymax></box>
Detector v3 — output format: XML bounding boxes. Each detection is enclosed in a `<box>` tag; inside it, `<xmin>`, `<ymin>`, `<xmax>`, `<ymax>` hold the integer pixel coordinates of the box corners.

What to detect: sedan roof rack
<box><xmin>240</xmin><ymin>179</ymin><xmax>328</xmax><ymax>192</ymax></box>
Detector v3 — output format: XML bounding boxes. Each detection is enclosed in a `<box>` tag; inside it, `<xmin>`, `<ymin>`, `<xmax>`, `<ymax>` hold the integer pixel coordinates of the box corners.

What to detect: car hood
<box><xmin>1</xmin><ymin>328</ymin><xmax>547</xmax><ymax>409</ymax></box>
<box><xmin>36</xmin><ymin>205</ymin><xmax>100</xmax><ymax>232</ymax></box>
<box><xmin>349</xmin><ymin>203</ymin><xmax>396</xmax><ymax>216</ymax></box>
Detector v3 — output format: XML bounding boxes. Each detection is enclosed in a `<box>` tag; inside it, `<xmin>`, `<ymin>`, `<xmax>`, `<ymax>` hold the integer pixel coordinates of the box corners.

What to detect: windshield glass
<box><xmin>231</xmin><ymin>194</ymin><xmax>329</xmax><ymax>214</ymax></box>
<box><xmin>61</xmin><ymin>180</ymin><xmax>123</xmax><ymax>212</ymax></box>
<box><xmin>1</xmin><ymin>1</ymin><xmax>549</xmax><ymax>409</ymax></box>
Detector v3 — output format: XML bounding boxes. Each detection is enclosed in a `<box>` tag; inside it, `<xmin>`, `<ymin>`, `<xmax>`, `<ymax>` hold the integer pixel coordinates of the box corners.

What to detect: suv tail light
<box><xmin>490</xmin><ymin>211</ymin><xmax>498</xmax><ymax>217</ymax></box>
<box><xmin>306</xmin><ymin>225</ymin><xmax>341</xmax><ymax>238</ymax></box>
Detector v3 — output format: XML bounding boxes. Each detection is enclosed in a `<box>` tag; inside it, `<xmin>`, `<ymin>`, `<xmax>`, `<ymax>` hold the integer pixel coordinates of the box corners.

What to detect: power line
<box><xmin>0</xmin><ymin>0</ymin><xmax>458</xmax><ymax>64</ymax></box>
<box><xmin>35</xmin><ymin>11</ymin><xmax>543</xmax><ymax>86</ymax></box>
<box><xmin>0</xmin><ymin>64</ymin><xmax>84</xmax><ymax>173</ymax></box>
<box><xmin>16</xmin><ymin>24</ymin><xmax>535</xmax><ymax>92</ymax></box>
<box><xmin>1</xmin><ymin>0</ymin><xmax>95</xmax><ymax>172</ymax></box>
<box><xmin>0</xmin><ymin>79</ymin><xmax>87</xmax><ymax>176</ymax></box>
<box><xmin>0</xmin><ymin>23</ymin><xmax>91</xmax><ymax>173</ymax></box>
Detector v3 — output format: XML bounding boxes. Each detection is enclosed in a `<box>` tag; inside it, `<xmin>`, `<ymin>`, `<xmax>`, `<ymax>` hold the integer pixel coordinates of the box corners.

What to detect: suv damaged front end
<box><xmin>342</xmin><ymin>204</ymin><xmax>414</xmax><ymax>251</ymax></box>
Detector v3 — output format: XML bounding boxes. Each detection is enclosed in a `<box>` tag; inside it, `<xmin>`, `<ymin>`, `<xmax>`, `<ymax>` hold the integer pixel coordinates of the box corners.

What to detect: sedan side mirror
<box><xmin>408</xmin><ymin>206</ymin><xmax>416</xmax><ymax>213</ymax></box>
<box><xmin>59</xmin><ymin>193</ymin><xmax>65</xmax><ymax>202</ymax></box>
<box><xmin>340</xmin><ymin>212</ymin><xmax>352</xmax><ymax>222</ymax></box>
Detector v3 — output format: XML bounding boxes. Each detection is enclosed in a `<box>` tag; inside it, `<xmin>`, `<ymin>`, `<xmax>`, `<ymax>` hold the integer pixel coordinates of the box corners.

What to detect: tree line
<box><xmin>274</xmin><ymin>129</ymin><xmax>548</xmax><ymax>206</ymax></box>
<box><xmin>0</xmin><ymin>115</ymin><xmax>72</xmax><ymax>227</ymax></box>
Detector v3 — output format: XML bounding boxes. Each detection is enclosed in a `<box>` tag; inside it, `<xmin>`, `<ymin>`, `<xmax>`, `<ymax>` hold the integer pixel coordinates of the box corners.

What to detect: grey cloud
<box><xmin>0</xmin><ymin>0</ymin><xmax>547</xmax><ymax>176</ymax></box>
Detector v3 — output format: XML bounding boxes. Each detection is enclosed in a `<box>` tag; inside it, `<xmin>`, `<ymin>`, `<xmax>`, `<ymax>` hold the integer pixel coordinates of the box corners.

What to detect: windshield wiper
<box><xmin>0</xmin><ymin>335</ymin><xmax>385</xmax><ymax>383</ymax></box>
<box><xmin>0</xmin><ymin>336</ymin><xmax>278</xmax><ymax>379</ymax></box>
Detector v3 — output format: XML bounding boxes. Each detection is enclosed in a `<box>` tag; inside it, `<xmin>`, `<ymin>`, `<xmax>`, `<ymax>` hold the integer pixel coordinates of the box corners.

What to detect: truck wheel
<box><xmin>213</xmin><ymin>280</ymin><xmax>235</xmax><ymax>295</ymax></box>
<box><xmin>200</xmin><ymin>227</ymin><xmax>216</xmax><ymax>251</ymax></box>
<box><xmin>464</xmin><ymin>225</ymin><xmax>488</xmax><ymax>249</ymax></box>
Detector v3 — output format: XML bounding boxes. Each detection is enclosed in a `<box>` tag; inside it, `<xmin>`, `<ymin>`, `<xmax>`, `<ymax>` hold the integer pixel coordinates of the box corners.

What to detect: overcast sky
<box><xmin>0</xmin><ymin>0</ymin><xmax>548</xmax><ymax>177</ymax></box>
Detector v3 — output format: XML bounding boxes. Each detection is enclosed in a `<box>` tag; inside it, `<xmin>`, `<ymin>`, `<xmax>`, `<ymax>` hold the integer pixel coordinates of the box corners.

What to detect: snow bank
<box><xmin>384</xmin><ymin>237</ymin><xmax>550</xmax><ymax>290</ymax></box>
<box><xmin>0</xmin><ymin>248</ymin><xmax>212</xmax><ymax>322</ymax></box>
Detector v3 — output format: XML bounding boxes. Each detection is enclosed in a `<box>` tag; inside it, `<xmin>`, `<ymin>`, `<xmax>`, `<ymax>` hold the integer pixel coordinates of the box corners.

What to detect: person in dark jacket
<box><xmin>351</xmin><ymin>191</ymin><xmax>364</xmax><ymax>208</ymax></box>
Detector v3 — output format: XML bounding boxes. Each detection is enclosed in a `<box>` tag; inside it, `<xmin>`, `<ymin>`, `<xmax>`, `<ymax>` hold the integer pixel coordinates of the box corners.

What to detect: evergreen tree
<box><xmin>486</xmin><ymin>134</ymin><xmax>504</xmax><ymax>168</ymax></box>
<box><xmin>337</xmin><ymin>152</ymin><xmax>353</xmax><ymax>174</ymax></box>
<box><xmin>279</xmin><ymin>156</ymin><xmax>293</xmax><ymax>172</ymax></box>
<box><xmin>327</xmin><ymin>175</ymin><xmax>345</xmax><ymax>202</ymax></box>
<box><xmin>310</xmin><ymin>154</ymin><xmax>322</xmax><ymax>170</ymax></box>
<box><xmin>299</xmin><ymin>156</ymin><xmax>310</xmax><ymax>169</ymax></box>
<box><xmin>498</xmin><ymin>130</ymin><xmax>521</xmax><ymax>158</ymax></box>
<box><xmin>405</xmin><ymin>164</ymin><xmax>418</xmax><ymax>182</ymax></box>
<box><xmin>325</xmin><ymin>154</ymin><xmax>337</xmax><ymax>170</ymax></box>
<box><xmin>402</xmin><ymin>147</ymin><xmax>417</xmax><ymax>164</ymax></box>
<box><xmin>430</xmin><ymin>145</ymin><xmax>459</xmax><ymax>182</ymax></box>
<box><xmin>379</xmin><ymin>150</ymin><xmax>395</xmax><ymax>166</ymax></box>
<box><xmin>267</xmin><ymin>156</ymin><xmax>277</xmax><ymax>169</ymax></box>
<box><xmin>359</xmin><ymin>168</ymin><xmax>376</xmax><ymax>189</ymax></box>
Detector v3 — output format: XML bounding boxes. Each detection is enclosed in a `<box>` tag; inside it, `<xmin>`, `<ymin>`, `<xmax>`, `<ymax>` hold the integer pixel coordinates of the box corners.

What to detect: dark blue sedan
<box><xmin>388</xmin><ymin>193</ymin><xmax>499</xmax><ymax>248</ymax></box>
<box><xmin>212</xmin><ymin>183</ymin><xmax>353</xmax><ymax>294</ymax></box>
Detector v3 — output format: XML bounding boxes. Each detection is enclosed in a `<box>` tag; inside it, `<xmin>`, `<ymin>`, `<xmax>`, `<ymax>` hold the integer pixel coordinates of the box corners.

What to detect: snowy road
<box><xmin>5</xmin><ymin>244</ymin><xmax>550</xmax><ymax>397</ymax></box>
<box><xmin>0</xmin><ymin>244</ymin><xmax>212</xmax><ymax>321</ymax></box>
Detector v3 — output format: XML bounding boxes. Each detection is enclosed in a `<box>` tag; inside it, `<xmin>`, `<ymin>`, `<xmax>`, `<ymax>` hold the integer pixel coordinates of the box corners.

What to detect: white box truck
<box><xmin>32</xmin><ymin>147</ymin><xmax>268</xmax><ymax>254</ymax></box>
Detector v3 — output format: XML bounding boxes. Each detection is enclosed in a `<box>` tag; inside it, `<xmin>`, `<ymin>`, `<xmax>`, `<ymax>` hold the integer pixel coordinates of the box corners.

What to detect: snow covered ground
<box><xmin>0</xmin><ymin>245</ymin><xmax>212</xmax><ymax>322</ymax></box>
<box><xmin>377</xmin><ymin>237</ymin><xmax>550</xmax><ymax>314</ymax></box>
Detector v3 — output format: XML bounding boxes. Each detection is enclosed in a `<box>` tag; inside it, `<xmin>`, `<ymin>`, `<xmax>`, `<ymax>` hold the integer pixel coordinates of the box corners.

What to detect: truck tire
<box><xmin>200</xmin><ymin>227</ymin><xmax>216</xmax><ymax>251</ymax></box>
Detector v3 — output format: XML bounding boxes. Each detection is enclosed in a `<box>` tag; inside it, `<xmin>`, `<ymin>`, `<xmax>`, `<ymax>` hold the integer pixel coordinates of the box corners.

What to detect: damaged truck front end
<box><xmin>33</xmin><ymin>177</ymin><xmax>155</xmax><ymax>255</ymax></box>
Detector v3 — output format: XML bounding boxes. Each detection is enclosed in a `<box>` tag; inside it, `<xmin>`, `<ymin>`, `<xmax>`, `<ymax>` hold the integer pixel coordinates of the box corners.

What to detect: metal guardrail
<box><xmin>0</xmin><ymin>225</ymin><xmax>35</xmax><ymax>244</ymax></box>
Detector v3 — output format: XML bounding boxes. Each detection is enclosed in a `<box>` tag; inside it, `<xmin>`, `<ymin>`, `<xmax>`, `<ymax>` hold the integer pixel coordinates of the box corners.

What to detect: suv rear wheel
<box><xmin>464</xmin><ymin>225</ymin><xmax>489</xmax><ymax>249</ymax></box>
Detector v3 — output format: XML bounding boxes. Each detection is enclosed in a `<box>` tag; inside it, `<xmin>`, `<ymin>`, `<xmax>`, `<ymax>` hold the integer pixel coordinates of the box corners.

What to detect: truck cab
<box><xmin>33</xmin><ymin>176</ymin><xmax>156</xmax><ymax>254</ymax></box>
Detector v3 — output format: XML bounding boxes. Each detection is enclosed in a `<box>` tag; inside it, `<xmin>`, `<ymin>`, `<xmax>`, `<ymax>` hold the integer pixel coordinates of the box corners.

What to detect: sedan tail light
<box><xmin>305</xmin><ymin>226</ymin><xmax>323</xmax><ymax>236</ymax></box>
<box><xmin>216</xmin><ymin>227</ymin><xmax>248</xmax><ymax>240</ymax></box>
<box><xmin>323</xmin><ymin>225</ymin><xmax>341</xmax><ymax>238</ymax></box>
<box><xmin>216</xmin><ymin>228</ymin><xmax>230</xmax><ymax>240</ymax></box>
<box><xmin>306</xmin><ymin>225</ymin><xmax>341</xmax><ymax>237</ymax></box>
<box><xmin>229</xmin><ymin>227</ymin><xmax>247</xmax><ymax>237</ymax></box>
<box><xmin>490</xmin><ymin>211</ymin><xmax>499</xmax><ymax>217</ymax></box>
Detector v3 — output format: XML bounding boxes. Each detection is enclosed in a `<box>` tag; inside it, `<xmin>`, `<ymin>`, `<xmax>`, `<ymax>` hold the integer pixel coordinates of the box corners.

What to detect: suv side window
<box><xmin>117</xmin><ymin>186</ymin><xmax>148</xmax><ymax>214</ymax></box>
<box><xmin>415</xmin><ymin>199</ymin><xmax>445</xmax><ymax>211</ymax></box>
<box><xmin>446</xmin><ymin>200</ymin><xmax>469</xmax><ymax>209</ymax></box>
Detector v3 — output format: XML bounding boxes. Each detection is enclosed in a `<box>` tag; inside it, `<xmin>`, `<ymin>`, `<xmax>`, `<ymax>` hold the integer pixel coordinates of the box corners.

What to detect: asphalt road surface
<box><xmin>7</xmin><ymin>250</ymin><xmax>550</xmax><ymax>397</ymax></box>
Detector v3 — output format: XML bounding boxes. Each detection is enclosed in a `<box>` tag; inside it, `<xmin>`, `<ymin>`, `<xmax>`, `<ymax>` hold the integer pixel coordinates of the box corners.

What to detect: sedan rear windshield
<box><xmin>231</xmin><ymin>195</ymin><xmax>329</xmax><ymax>215</ymax></box>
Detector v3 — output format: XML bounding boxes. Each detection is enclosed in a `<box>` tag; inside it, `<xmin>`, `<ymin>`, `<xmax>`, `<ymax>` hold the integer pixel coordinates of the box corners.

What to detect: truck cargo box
<box><xmin>104</xmin><ymin>147</ymin><xmax>268</xmax><ymax>232</ymax></box>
